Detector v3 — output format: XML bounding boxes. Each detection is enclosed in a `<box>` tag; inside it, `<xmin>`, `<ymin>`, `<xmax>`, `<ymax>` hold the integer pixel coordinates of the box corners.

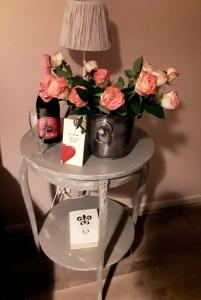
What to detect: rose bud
<box><xmin>152</xmin><ymin>69</ymin><xmax>168</xmax><ymax>87</ymax></box>
<box><xmin>93</xmin><ymin>69</ymin><xmax>110</xmax><ymax>88</ymax></box>
<box><xmin>160</xmin><ymin>91</ymin><xmax>180</xmax><ymax>110</ymax></box>
<box><xmin>84</xmin><ymin>60</ymin><xmax>98</xmax><ymax>73</ymax></box>
<box><xmin>167</xmin><ymin>67</ymin><xmax>179</xmax><ymax>82</ymax></box>
<box><xmin>51</xmin><ymin>52</ymin><xmax>65</xmax><ymax>69</ymax></box>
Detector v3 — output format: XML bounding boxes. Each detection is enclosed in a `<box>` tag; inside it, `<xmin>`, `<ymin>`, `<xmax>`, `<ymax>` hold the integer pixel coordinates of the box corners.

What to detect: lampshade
<box><xmin>59</xmin><ymin>0</ymin><xmax>111</xmax><ymax>51</ymax></box>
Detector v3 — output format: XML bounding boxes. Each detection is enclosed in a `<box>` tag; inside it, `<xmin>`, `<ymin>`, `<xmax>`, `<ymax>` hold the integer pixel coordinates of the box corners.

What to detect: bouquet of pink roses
<box><xmin>38</xmin><ymin>52</ymin><xmax>180</xmax><ymax>121</ymax></box>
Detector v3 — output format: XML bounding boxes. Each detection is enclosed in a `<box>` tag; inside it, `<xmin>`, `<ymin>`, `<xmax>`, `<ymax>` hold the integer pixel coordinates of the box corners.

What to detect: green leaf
<box><xmin>148</xmin><ymin>95</ymin><xmax>158</xmax><ymax>102</ymax></box>
<box><xmin>139</xmin><ymin>95</ymin><xmax>143</xmax><ymax>103</ymax></box>
<box><xmin>115</xmin><ymin>105</ymin><xmax>127</xmax><ymax>116</ymax></box>
<box><xmin>70</xmin><ymin>107</ymin><xmax>86</xmax><ymax>115</ymax></box>
<box><xmin>98</xmin><ymin>106</ymin><xmax>110</xmax><ymax>115</ymax></box>
<box><xmin>124</xmin><ymin>69</ymin><xmax>134</xmax><ymax>78</ymax></box>
<box><xmin>91</xmin><ymin>97</ymin><xmax>100</xmax><ymax>106</ymax></box>
<box><xmin>144</xmin><ymin>102</ymin><xmax>165</xmax><ymax>119</ymax></box>
<box><xmin>68</xmin><ymin>78</ymin><xmax>73</xmax><ymax>87</ymax></box>
<box><xmin>93</xmin><ymin>92</ymin><xmax>102</xmax><ymax>98</ymax></box>
<box><xmin>91</xmin><ymin>86</ymin><xmax>102</xmax><ymax>95</ymax></box>
<box><xmin>133</xmin><ymin>56</ymin><xmax>143</xmax><ymax>75</ymax></box>
<box><xmin>88</xmin><ymin>78</ymin><xmax>96</xmax><ymax>85</ymax></box>
<box><xmin>54</xmin><ymin>69</ymin><xmax>68</xmax><ymax>79</ymax></box>
<box><xmin>71</xmin><ymin>76</ymin><xmax>85</xmax><ymax>87</ymax></box>
<box><xmin>122</xmin><ymin>86</ymin><xmax>134</xmax><ymax>95</ymax></box>
<box><xmin>65</xmin><ymin>64</ymin><xmax>73</xmax><ymax>78</ymax></box>
<box><xmin>80</xmin><ymin>80</ymin><xmax>93</xmax><ymax>89</ymax></box>
<box><xmin>130</xmin><ymin>100</ymin><xmax>142</xmax><ymax>114</ymax></box>
<box><xmin>75</xmin><ymin>88</ymin><xmax>89</xmax><ymax>102</ymax></box>
<box><xmin>116</xmin><ymin>77</ymin><xmax>125</xmax><ymax>88</ymax></box>
<box><xmin>128</xmin><ymin>78</ymin><xmax>135</xmax><ymax>87</ymax></box>
<box><xmin>128</xmin><ymin>92</ymin><xmax>136</xmax><ymax>101</ymax></box>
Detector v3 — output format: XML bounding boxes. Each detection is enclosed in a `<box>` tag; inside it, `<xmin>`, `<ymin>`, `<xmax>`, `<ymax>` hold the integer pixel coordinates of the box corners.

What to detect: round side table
<box><xmin>20</xmin><ymin>127</ymin><xmax>154</xmax><ymax>300</ymax></box>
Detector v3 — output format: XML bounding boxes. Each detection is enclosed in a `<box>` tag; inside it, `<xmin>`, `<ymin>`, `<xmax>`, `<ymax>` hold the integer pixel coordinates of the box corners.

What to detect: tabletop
<box><xmin>21</xmin><ymin>127</ymin><xmax>154</xmax><ymax>181</ymax></box>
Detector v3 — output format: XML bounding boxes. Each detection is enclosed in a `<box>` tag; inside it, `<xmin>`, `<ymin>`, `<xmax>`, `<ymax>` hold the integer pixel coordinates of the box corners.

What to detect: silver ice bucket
<box><xmin>87</xmin><ymin>114</ymin><xmax>135</xmax><ymax>158</ymax></box>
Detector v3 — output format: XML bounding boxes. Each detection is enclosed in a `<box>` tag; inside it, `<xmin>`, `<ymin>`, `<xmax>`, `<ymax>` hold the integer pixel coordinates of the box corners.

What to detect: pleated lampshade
<box><xmin>59</xmin><ymin>0</ymin><xmax>111</xmax><ymax>51</ymax></box>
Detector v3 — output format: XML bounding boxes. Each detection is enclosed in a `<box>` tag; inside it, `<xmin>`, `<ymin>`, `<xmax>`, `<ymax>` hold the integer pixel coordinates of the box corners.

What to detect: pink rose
<box><xmin>160</xmin><ymin>91</ymin><xmax>180</xmax><ymax>110</ymax></box>
<box><xmin>142</xmin><ymin>62</ymin><xmax>168</xmax><ymax>87</ymax></box>
<box><xmin>41</xmin><ymin>54</ymin><xmax>51</xmax><ymax>76</ymax></box>
<box><xmin>93</xmin><ymin>69</ymin><xmax>110</xmax><ymax>87</ymax></box>
<box><xmin>135</xmin><ymin>71</ymin><xmax>157</xmax><ymax>96</ymax></box>
<box><xmin>152</xmin><ymin>69</ymin><xmax>168</xmax><ymax>87</ymax></box>
<box><xmin>48</xmin><ymin>77</ymin><xmax>69</xmax><ymax>99</ymax></box>
<box><xmin>39</xmin><ymin>75</ymin><xmax>69</xmax><ymax>102</ymax></box>
<box><xmin>167</xmin><ymin>67</ymin><xmax>179</xmax><ymax>82</ymax></box>
<box><xmin>100</xmin><ymin>86</ymin><xmax>125</xmax><ymax>110</ymax></box>
<box><xmin>68</xmin><ymin>86</ymin><xmax>87</xmax><ymax>107</ymax></box>
<box><xmin>39</xmin><ymin>74</ymin><xmax>55</xmax><ymax>102</ymax></box>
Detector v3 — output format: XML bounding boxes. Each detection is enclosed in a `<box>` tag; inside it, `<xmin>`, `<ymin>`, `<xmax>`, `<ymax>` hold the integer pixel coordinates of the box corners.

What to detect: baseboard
<box><xmin>140</xmin><ymin>194</ymin><xmax>201</xmax><ymax>215</ymax></box>
<box><xmin>5</xmin><ymin>195</ymin><xmax>201</xmax><ymax>235</ymax></box>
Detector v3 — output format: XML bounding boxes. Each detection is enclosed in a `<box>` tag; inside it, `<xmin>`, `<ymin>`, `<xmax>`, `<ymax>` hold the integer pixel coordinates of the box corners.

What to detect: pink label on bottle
<box><xmin>38</xmin><ymin>117</ymin><xmax>59</xmax><ymax>139</ymax></box>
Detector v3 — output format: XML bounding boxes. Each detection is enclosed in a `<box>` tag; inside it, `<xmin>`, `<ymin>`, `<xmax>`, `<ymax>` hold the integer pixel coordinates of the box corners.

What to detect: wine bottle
<box><xmin>36</xmin><ymin>54</ymin><xmax>60</xmax><ymax>144</ymax></box>
<box><xmin>36</xmin><ymin>95</ymin><xmax>61</xmax><ymax>144</ymax></box>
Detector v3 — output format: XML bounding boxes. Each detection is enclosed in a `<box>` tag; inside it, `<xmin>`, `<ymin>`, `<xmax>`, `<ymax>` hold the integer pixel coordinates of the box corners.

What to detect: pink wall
<box><xmin>1</xmin><ymin>0</ymin><xmax>201</xmax><ymax>227</ymax></box>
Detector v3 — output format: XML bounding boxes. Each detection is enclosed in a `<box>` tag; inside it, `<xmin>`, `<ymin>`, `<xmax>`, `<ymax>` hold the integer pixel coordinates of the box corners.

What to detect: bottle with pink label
<box><xmin>36</xmin><ymin>53</ymin><xmax>61</xmax><ymax>144</ymax></box>
<box><xmin>36</xmin><ymin>95</ymin><xmax>61</xmax><ymax>144</ymax></box>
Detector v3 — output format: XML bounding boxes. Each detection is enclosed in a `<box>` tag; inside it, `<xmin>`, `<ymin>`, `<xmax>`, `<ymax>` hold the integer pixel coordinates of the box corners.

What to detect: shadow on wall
<box><xmin>0</xmin><ymin>144</ymin><xmax>28</xmax><ymax>226</ymax></box>
<box><xmin>0</xmin><ymin>145</ymin><xmax>54</xmax><ymax>299</ymax></box>
<box><xmin>0</xmin><ymin>144</ymin><xmax>50</xmax><ymax>227</ymax></box>
<box><xmin>103</xmin><ymin>100</ymin><xmax>187</xmax><ymax>209</ymax></box>
<box><xmin>139</xmin><ymin>102</ymin><xmax>187</xmax><ymax>204</ymax></box>
<box><xmin>68</xmin><ymin>21</ymin><xmax>122</xmax><ymax>74</ymax></box>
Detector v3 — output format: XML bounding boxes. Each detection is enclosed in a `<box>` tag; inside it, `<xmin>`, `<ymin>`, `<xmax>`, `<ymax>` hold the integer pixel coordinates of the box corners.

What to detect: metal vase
<box><xmin>87</xmin><ymin>114</ymin><xmax>135</xmax><ymax>159</ymax></box>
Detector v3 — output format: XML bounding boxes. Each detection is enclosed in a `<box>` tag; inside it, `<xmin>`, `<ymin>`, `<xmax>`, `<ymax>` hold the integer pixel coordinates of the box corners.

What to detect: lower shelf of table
<box><xmin>39</xmin><ymin>196</ymin><xmax>135</xmax><ymax>271</ymax></box>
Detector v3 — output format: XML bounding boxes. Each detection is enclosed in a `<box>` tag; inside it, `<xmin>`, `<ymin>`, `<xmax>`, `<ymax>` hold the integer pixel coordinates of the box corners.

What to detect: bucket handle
<box><xmin>95</xmin><ymin>120</ymin><xmax>113</xmax><ymax>144</ymax></box>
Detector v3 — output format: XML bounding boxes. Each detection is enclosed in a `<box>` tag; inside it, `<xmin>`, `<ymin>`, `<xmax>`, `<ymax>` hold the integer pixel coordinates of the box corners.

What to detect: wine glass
<box><xmin>29</xmin><ymin>107</ymin><xmax>48</xmax><ymax>154</ymax></box>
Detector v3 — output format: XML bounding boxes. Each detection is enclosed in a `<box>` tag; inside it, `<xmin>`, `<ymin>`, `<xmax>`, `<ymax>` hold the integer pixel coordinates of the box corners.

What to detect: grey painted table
<box><xmin>20</xmin><ymin>127</ymin><xmax>154</xmax><ymax>300</ymax></box>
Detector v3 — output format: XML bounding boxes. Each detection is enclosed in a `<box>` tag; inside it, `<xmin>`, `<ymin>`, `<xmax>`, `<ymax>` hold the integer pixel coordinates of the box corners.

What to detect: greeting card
<box><xmin>61</xmin><ymin>116</ymin><xmax>88</xmax><ymax>167</ymax></box>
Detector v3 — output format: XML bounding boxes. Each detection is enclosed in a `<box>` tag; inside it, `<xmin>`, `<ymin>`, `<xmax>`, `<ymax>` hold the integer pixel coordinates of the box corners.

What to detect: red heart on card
<box><xmin>61</xmin><ymin>144</ymin><xmax>76</xmax><ymax>163</ymax></box>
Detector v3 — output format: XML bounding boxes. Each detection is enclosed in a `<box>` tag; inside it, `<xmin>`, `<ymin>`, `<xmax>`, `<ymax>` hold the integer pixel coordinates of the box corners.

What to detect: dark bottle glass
<box><xmin>36</xmin><ymin>95</ymin><xmax>61</xmax><ymax>144</ymax></box>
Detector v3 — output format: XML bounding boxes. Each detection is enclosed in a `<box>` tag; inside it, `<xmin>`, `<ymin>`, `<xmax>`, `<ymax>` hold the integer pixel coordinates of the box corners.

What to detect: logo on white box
<box><xmin>69</xmin><ymin>209</ymin><xmax>99</xmax><ymax>249</ymax></box>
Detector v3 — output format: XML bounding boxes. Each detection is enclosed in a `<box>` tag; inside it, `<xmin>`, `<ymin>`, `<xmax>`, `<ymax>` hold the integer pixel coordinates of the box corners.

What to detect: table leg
<box><xmin>20</xmin><ymin>157</ymin><xmax>40</xmax><ymax>252</ymax></box>
<box><xmin>132</xmin><ymin>163</ymin><xmax>149</xmax><ymax>225</ymax></box>
<box><xmin>97</xmin><ymin>179</ymin><xmax>108</xmax><ymax>300</ymax></box>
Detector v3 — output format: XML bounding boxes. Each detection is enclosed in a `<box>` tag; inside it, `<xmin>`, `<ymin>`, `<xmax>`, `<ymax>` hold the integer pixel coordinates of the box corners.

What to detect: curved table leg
<box><xmin>20</xmin><ymin>157</ymin><xmax>40</xmax><ymax>252</ymax></box>
<box><xmin>97</xmin><ymin>179</ymin><xmax>108</xmax><ymax>300</ymax></box>
<box><xmin>132</xmin><ymin>163</ymin><xmax>149</xmax><ymax>225</ymax></box>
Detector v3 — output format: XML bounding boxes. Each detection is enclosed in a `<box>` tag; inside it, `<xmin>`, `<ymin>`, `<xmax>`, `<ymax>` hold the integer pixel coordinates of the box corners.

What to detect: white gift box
<box><xmin>69</xmin><ymin>208</ymin><xmax>99</xmax><ymax>249</ymax></box>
